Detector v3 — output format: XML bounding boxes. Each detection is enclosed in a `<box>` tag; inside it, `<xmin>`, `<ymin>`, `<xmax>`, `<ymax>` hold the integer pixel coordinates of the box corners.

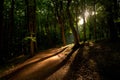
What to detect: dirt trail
<box><xmin>46</xmin><ymin>48</ymin><xmax>79</xmax><ymax>80</ymax></box>
<box><xmin>0</xmin><ymin>44</ymin><xmax>75</xmax><ymax>80</ymax></box>
<box><xmin>1</xmin><ymin>40</ymin><xmax>120</xmax><ymax>80</ymax></box>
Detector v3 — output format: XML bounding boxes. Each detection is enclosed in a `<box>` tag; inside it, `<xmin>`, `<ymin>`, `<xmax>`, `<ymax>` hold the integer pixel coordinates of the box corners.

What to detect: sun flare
<box><xmin>78</xmin><ymin>17</ymin><xmax>84</xmax><ymax>25</ymax></box>
<box><xmin>78</xmin><ymin>10</ymin><xmax>90</xmax><ymax>26</ymax></box>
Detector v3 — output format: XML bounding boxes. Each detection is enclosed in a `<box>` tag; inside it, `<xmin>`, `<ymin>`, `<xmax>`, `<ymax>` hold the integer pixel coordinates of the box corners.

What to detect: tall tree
<box><xmin>81</xmin><ymin>0</ymin><xmax>86</xmax><ymax>42</ymax></box>
<box><xmin>93</xmin><ymin>0</ymin><xmax>97</xmax><ymax>40</ymax></box>
<box><xmin>106</xmin><ymin>0</ymin><xmax>118</xmax><ymax>40</ymax></box>
<box><xmin>25</xmin><ymin>0</ymin><xmax>37</xmax><ymax>56</ymax></box>
<box><xmin>8</xmin><ymin>0</ymin><xmax>15</xmax><ymax>53</ymax></box>
<box><xmin>75</xmin><ymin>0</ymin><xmax>80</xmax><ymax>42</ymax></box>
<box><xmin>66</xmin><ymin>0</ymin><xmax>80</xmax><ymax>46</ymax></box>
<box><xmin>0</xmin><ymin>0</ymin><xmax>4</xmax><ymax>63</ymax></box>
<box><xmin>53</xmin><ymin>0</ymin><xmax>66</xmax><ymax>46</ymax></box>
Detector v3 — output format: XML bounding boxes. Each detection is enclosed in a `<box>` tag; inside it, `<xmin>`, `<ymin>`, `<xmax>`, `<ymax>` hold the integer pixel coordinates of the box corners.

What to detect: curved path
<box><xmin>1</xmin><ymin>44</ymin><xmax>75</xmax><ymax>80</ymax></box>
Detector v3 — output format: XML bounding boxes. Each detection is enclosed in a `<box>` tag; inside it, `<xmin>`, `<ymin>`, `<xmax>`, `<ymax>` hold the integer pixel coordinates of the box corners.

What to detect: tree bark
<box><xmin>106</xmin><ymin>1</ymin><xmax>118</xmax><ymax>41</ymax></box>
<box><xmin>67</xmin><ymin>0</ymin><xmax>79</xmax><ymax>45</ymax></box>
<box><xmin>54</xmin><ymin>0</ymin><xmax>66</xmax><ymax>46</ymax></box>
<box><xmin>45</xmin><ymin>16</ymin><xmax>53</xmax><ymax>46</ymax></box>
<box><xmin>0</xmin><ymin>0</ymin><xmax>4</xmax><ymax>51</ymax></box>
<box><xmin>82</xmin><ymin>0</ymin><xmax>86</xmax><ymax>42</ymax></box>
<box><xmin>75</xmin><ymin>6</ymin><xmax>80</xmax><ymax>42</ymax></box>
<box><xmin>93</xmin><ymin>1</ymin><xmax>97</xmax><ymax>40</ymax></box>
<box><xmin>25</xmin><ymin>0</ymin><xmax>37</xmax><ymax>56</ymax></box>
<box><xmin>7</xmin><ymin>0</ymin><xmax>15</xmax><ymax>55</ymax></box>
<box><xmin>0</xmin><ymin>0</ymin><xmax>5</xmax><ymax>63</ymax></box>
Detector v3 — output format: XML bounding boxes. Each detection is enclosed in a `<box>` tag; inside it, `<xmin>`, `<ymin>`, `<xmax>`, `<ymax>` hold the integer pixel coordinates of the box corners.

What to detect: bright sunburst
<box><xmin>78</xmin><ymin>10</ymin><xmax>89</xmax><ymax>26</ymax></box>
<box><xmin>78</xmin><ymin>16</ymin><xmax>84</xmax><ymax>25</ymax></box>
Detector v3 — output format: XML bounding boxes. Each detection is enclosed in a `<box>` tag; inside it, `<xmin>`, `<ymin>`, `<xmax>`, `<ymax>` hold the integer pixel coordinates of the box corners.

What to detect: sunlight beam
<box><xmin>78</xmin><ymin>10</ymin><xmax>89</xmax><ymax>26</ymax></box>
<box><xmin>78</xmin><ymin>17</ymin><xmax>84</xmax><ymax>25</ymax></box>
<box><xmin>85</xmin><ymin>10</ymin><xmax>89</xmax><ymax>19</ymax></box>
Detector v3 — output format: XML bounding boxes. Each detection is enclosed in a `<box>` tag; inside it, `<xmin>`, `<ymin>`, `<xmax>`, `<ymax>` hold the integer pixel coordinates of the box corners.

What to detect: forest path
<box><xmin>1</xmin><ymin>40</ymin><xmax>120</xmax><ymax>80</ymax></box>
<box><xmin>0</xmin><ymin>44</ymin><xmax>76</xmax><ymax>80</ymax></box>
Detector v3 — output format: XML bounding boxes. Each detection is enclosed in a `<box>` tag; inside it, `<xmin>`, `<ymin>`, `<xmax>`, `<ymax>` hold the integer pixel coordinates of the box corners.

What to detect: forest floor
<box><xmin>46</xmin><ymin>39</ymin><xmax>120</xmax><ymax>80</ymax></box>
<box><xmin>0</xmin><ymin>39</ymin><xmax>120</xmax><ymax>80</ymax></box>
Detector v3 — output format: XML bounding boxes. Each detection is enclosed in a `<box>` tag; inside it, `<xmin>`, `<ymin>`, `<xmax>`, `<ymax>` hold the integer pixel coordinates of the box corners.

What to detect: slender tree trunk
<box><xmin>107</xmin><ymin>15</ymin><xmax>117</xmax><ymax>40</ymax></box>
<box><xmin>67</xmin><ymin>0</ymin><xmax>79</xmax><ymax>45</ymax></box>
<box><xmin>114</xmin><ymin>0</ymin><xmax>118</xmax><ymax>20</ymax></box>
<box><xmin>93</xmin><ymin>1</ymin><xmax>97</xmax><ymax>40</ymax></box>
<box><xmin>59</xmin><ymin>1</ymin><xmax>66</xmax><ymax>46</ymax></box>
<box><xmin>83</xmin><ymin>13</ymin><xmax>86</xmax><ymax>42</ymax></box>
<box><xmin>57</xmin><ymin>15</ymin><xmax>66</xmax><ymax>46</ymax></box>
<box><xmin>45</xmin><ymin>17</ymin><xmax>53</xmax><ymax>46</ymax></box>
<box><xmin>0</xmin><ymin>0</ymin><xmax>4</xmax><ymax>50</ymax></box>
<box><xmin>54</xmin><ymin>0</ymin><xmax>66</xmax><ymax>46</ymax></box>
<box><xmin>61</xmin><ymin>22</ymin><xmax>66</xmax><ymax>46</ymax></box>
<box><xmin>8</xmin><ymin>0</ymin><xmax>15</xmax><ymax>54</ymax></box>
<box><xmin>53</xmin><ymin>22</ymin><xmax>57</xmax><ymax>44</ymax></box>
<box><xmin>82</xmin><ymin>0</ymin><xmax>86</xmax><ymax>42</ymax></box>
<box><xmin>75</xmin><ymin>7</ymin><xmax>80</xmax><ymax>42</ymax></box>
<box><xmin>88</xmin><ymin>11</ymin><xmax>92</xmax><ymax>40</ymax></box>
<box><xmin>0</xmin><ymin>0</ymin><xmax>5</xmax><ymax>63</ymax></box>
<box><xmin>26</xmin><ymin>0</ymin><xmax>37</xmax><ymax>56</ymax></box>
<box><xmin>106</xmin><ymin>1</ymin><xmax>118</xmax><ymax>41</ymax></box>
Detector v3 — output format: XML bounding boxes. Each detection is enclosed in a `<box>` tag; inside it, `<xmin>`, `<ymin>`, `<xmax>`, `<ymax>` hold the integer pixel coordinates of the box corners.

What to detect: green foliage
<box><xmin>1</xmin><ymin>0</ymin><xmax>120</xmax><ymax>64</ymax></box>
<box><xmin>24</xmin><ymin>36</ymin><xmax>36</xmax><ymax>42</ymax></box>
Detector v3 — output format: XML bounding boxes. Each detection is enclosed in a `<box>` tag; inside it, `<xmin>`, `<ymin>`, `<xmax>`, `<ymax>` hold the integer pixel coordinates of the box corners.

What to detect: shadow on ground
<box><xmin>1</xmin><ymin>40</ymin><xmax>120</xmax><ymax>80</ymax></box>
<box><xmin>41</xmin><ymin>44</ymin><xmax>83</xmax><ymax>80</ymax></box>
<box><xmin>89</xmin><ymin>40</ymin><xmax>120</xmax><ymax>80</ymax></box>
<box><xmin>63</xmin><ymin>40</ymin><xmax>120</xmax><ymax>80</ymax></box>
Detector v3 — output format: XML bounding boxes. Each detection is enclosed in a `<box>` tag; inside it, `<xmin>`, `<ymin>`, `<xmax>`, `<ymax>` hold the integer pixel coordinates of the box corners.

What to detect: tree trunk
<box><xmin>82</xmin><ymin>0</ymin><xmax>86</xmax><ymax>42</ymax></box>
<box><xmin>83</xmin><ymin>13</ymin><xmax>86</xmax><ymax>42</ymax></box>
<box><xmin>107</xmin><ymin>15</ymin><xmax>117</xmax><ymax>40</ymax></box>
<box><xmin>0</xmin><ymin>0</ymin><xmax>5</xmax><ymax>63</ymax></box>
<box><xmin>26</xmin><ymin>0</ymin><xmax>37</xmax><ymax>56</ymax></box>
<box><xmin>67</xmin><ymin>0</ymin><xmax>79</xmax><ymax>45</ymax></box>
<box><xmin>45</xmin><ymin>17</ymin><xmax>53</xmax><ymax>46</ymax></box>
<box><xmin>57</xmin><ymin>15</ymin><xmax>66</xmax><ymax>46</ymax></box>
<box><xmin>93</xmin><ymin>1</ymin><xmax>97</xmax><ymax>40</ymax></box>
<box><xmin>0</xmin><ymin>0</ymin><xmax>4</xmax><ymax>51</ymax></box>
<box><xmin>61</xmin><ymin>22</ymin><xmax>66</xmax><ymax>46</ymax></box>
<box><xmin>106</xmin><ymin>1</ymin><xmax>118</xmax><ymax>41</ymax></box>
<box><xmin>54</xmin><ymin>0</ymin><xmax>66</xmax><ymax>46</ymax></box>
<box><xmin>75</xmin><ymin>7</ymin><xmax>80</xmax><ymax>42</ymax></box>
<box><xmin>114</xmin><ymin>0</ymin><xmax>118</xmax><ymax>20</ymax></box>
<box><xmin>8</xmin><ymin>0</ymin><xmax>15</xmax><ymax>55</ymax></box>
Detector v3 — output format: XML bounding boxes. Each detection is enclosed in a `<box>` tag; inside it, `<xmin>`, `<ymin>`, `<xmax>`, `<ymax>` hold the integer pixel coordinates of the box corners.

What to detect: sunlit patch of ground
<box><xmin>8</xmin><ymin>44</ymin><xmax>74</xmax><ymax>80</ymax></box>
<box><xmin>46</xmin><ymin>49</ymin><xmax>79</xmax><ymax>80</ymax></box>
<box><xmin>0</xmin><ymin>44</ymin><xmax>74</xmax><ymax>80</ymax></box>
<box><xmin>0</xmin><ymin>45</ymin><xmax>72</xmax><ymax>79</ymax></box>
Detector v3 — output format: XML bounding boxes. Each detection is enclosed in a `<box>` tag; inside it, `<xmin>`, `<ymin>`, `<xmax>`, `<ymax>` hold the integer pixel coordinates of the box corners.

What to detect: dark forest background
<box><xmin>0</xmin><ymin>0</ymin><xmax>120</xmax><ymax>65</ymax></box>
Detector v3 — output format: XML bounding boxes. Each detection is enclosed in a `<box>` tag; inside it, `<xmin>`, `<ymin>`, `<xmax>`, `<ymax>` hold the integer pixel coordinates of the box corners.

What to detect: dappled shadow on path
<box><xmin>63</xmin><ymin>47</ymin><xmax>84</xmax><ymax>80</ymax></box>
<box><xmin>63</xmin><ymin>40</ymin><xmax>120</xmax><ymax>80</ymax></box>
<box><xmin>1</xmin><ymin>40</ymin><xmax>119</xmax><ymax>80</ymax></box>
<box><xmin>41</xmin><ymin>44</ymin><xmax>82</xmax><ymax>80</ymax></box>
<box><xmin>89</xmin><ymin>40</ymin><xmax>120</xmax><ymax>80</ymax></box>
<box><xmin>63</xmin><ymin>43</ymin><xmax>100</xmax><ymax>80</ymax></box>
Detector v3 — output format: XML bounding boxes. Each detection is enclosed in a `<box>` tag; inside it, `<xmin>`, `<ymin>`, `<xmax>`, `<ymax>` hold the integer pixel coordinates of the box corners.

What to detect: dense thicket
<box><xmin>0</xmin><ymin>0</ymin><xmax>120</xmax><ymax>64</ymax></box>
